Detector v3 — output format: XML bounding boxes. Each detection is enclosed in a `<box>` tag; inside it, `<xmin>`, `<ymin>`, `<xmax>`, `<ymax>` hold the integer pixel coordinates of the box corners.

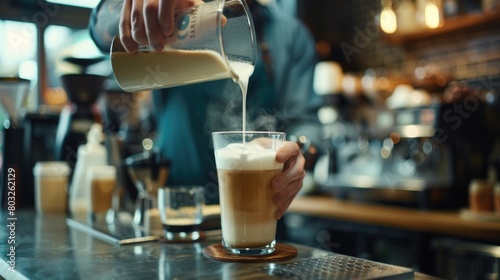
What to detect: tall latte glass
<box><xmin>212</xmin><ymin>131</ymin><xmax>285</xmax><ymax>255</ymax></box>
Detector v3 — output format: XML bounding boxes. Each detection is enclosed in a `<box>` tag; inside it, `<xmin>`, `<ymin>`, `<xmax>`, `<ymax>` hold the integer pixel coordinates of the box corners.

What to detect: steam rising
<box><xmin>205</xmin><ymin>80</ymin><xmax>280</xmax><ymax>133</ymax></box>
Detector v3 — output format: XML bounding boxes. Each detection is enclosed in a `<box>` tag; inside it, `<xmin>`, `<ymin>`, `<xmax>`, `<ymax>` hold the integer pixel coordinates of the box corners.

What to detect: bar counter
<box><xmin>288</xmin><ymin>195</ymin><xmax>500</xmax><ymax>243</ymax></box>
<box><xmin>0</xmin><ymin>210</ymin><xmax>441</xmax><ymax>279</ymax></box>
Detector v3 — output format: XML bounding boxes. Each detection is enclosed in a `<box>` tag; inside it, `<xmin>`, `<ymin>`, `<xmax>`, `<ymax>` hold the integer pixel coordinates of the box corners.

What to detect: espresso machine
<box><xmin>0</xmin><ymin>77</ymin><xmax>30</xmax><ymax>208</ymax></box>
<box><xmin>316</xmin><ymin>82</ymin><xmax>493</xmax><ymax>209</ymax></box>
<box><xmin>54</xmin><ymin>57</ymin><xmax>106</xmax><ymax>176</ymax></box>
<box><xmin>322</xmin><ymin>104</ymin><xmax>455</xmax><ymax>208</ymax></box>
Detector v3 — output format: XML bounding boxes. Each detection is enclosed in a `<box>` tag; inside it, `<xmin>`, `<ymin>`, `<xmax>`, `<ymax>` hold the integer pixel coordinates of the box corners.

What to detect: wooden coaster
<box><xmin>203</xmin><ymin>243</ymin><xmax>297</xmax><ymax>263</ymax></box>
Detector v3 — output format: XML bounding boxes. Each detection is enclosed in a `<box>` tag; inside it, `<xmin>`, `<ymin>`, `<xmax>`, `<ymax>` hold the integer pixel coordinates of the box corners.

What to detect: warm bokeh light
<box><xmin>380</xmin><ymin>146</ymin><xmax>392</xmax><ymax>159</ymax></box>
<box><xmin>315</xmin><ymin>40</ymin><xmax>332</xmax><ymax>59</ymax></box>
<box><xmin>390</xmin><ymin>132</ymin><xmax>401</xmax><ymax>144</ymax></box>
<box><xmin>43</xmin><ymin>87</ymin><xmax>68</xmax><ymax>106</ymax></box>
<box><xmin>381</xmin><ymin>6</ymin><xmax>397</xmax><ymax>34</ymax></box>
<box><xmin>425</xmin><ymin>1</ymin><xmax>442</xmax><ymax>29</ymax></box>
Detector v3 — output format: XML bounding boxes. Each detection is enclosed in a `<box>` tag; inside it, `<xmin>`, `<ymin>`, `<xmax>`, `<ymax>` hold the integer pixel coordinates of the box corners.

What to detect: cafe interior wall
<box><xmin>297</xmin><ymin>0</ymin><xmax>500</xmax><ymax>82</ymax></box>
<box><xmin>296</xmin><ymin>0</ymin><xmax>500</xmax><ymax>188</ymax></box>
<box><xmin>287</xmin><ymin>3</ymin><xmax>500</xmax><ymax>277</ymax></box>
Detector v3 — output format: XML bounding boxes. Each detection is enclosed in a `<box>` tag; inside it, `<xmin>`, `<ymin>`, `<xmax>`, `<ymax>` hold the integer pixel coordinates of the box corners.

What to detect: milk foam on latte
<box><xmin>215</xmin><ymin>143</ymin><xmax>283</xmax><ymax>170</ymax></box>
<box><xmin>215</xmin><ymin>143</ymin><xmax>283</xmax><ymax>248</ymax></box>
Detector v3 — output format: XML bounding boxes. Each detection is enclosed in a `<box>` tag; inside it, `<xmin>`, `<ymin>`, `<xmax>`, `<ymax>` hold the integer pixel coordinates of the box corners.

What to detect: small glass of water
<box><xmin>158</xmin><ymin>186</ymin><xmax>205</xmax><ymax>242</ymax></box>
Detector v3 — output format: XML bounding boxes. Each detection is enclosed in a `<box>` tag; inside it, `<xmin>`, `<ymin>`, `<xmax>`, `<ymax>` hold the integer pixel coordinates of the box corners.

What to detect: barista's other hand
<box><xmin>119</xmin><ymin>0</ymin><xmax>204</xmax><ymax>52</ymax></box>
<box><xmin>273</xmin><ymin>141</ymin><xmax>305</xmax><ymax>220</ymax></box>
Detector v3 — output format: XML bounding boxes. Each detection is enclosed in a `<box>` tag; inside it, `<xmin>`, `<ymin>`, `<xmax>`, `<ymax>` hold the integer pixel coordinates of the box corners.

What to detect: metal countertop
<box><xmin>0</xmin><ymin>211</ymin><xmax>429</xmax><ymax>279</ymax></box>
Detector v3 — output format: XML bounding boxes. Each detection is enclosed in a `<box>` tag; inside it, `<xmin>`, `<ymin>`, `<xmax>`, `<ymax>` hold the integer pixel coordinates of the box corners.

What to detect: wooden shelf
<box><xmin>288</xmin><ymin>195</ymin><xmax>500</xmax><ymax>243</ymax></box>
<box><xmin>383</xmin><ymin>11</ymin><xmax>500</xmax><ymax>45</ymax></box>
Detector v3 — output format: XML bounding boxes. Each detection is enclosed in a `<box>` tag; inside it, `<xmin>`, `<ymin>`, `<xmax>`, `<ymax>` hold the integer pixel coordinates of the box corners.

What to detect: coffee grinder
<box><xmin>54</xmin><ymin>57</ymin><xmax>106</xmax><ymax>176</ymax></box>
<box><xmin>0</xmin><ymin>77</ymin><xmax>30</xmax><ymax>208</ymax></box>
<box><xmin>125</xmin><ymin>147</ymin><xmax>170</xmax><ymax>231</ymax></box>
<box><xmin>97</xmin><ymin>87</ymin><xmax>144</xmax><ymax>216</ymax></box>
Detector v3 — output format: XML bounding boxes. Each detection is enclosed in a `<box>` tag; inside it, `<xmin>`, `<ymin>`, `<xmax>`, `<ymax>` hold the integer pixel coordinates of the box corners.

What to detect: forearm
<box><xmin>88</xmin><ymin>0</ymin><xmax>124</xmax><ymax>52</ymax></box>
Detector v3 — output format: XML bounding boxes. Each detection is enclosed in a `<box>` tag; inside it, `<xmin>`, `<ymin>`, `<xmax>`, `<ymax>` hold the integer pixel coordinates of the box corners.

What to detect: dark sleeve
<box><xmin>88</xmin><ymin>0</ymin><xmax>123</xmax><ymax>53</ymax></box>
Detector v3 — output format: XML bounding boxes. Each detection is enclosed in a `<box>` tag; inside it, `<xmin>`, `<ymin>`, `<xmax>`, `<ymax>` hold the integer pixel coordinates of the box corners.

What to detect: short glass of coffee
<box><xmin>212</xmin><ymin>131</ymin><xmax>285</xmax><ymax>255</ymax></box>
<box><xmin>158</xmin><ymin>186</ymin><xmax>205</xmax><ymax>242</ymax></box>
<box><xmin>86</xmin><ymin>166</ymin><xmax>116</xmax><ymax>223</ymax></box>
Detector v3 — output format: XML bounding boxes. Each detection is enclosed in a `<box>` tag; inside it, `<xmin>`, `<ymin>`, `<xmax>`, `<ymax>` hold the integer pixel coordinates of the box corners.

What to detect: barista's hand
<box><xmin>119</xmin><ymin>0</ymin><xmax>204</xmax><ymax>52</ymax></box>
<box><xmin>273</xmin><ymin>141</ymin><xmax>305</xmax><ymax>220</ymax></box>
